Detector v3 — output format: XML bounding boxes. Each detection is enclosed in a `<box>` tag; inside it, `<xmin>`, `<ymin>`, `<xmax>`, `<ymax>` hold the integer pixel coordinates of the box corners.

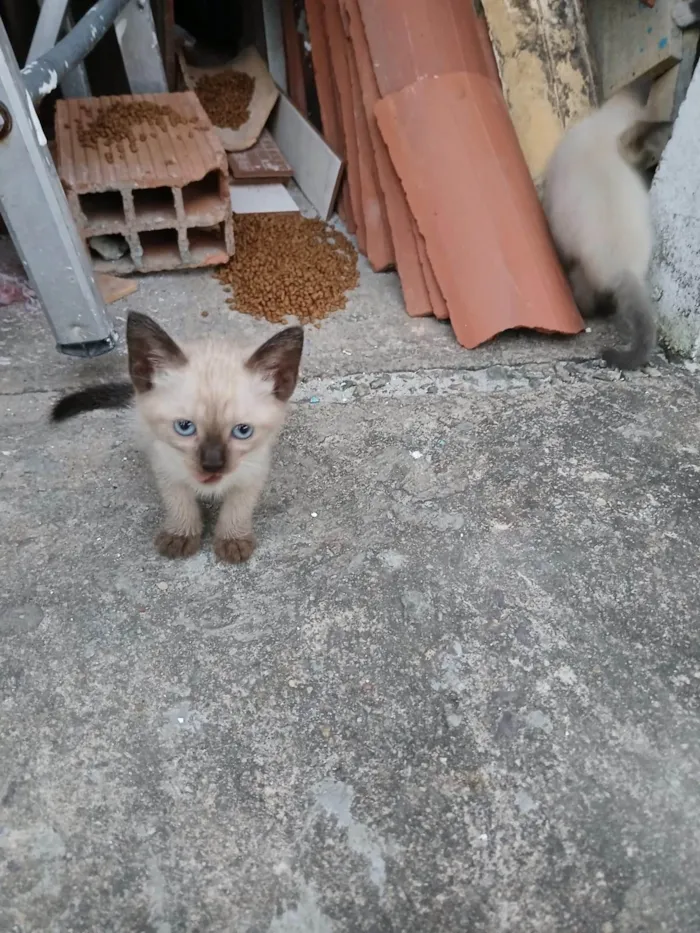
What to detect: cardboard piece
<box><xmin>179</xmin><ymin>46</ymin><xmax>279</xmax><ymax>152</ymax></box>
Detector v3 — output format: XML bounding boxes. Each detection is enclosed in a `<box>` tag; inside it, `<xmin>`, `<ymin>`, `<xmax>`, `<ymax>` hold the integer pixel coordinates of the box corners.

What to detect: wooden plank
<box><xmin>480</xmin><ymin>0</ymin><xmax>598</xmax><ymax>181</ymax></box>
<box><xmin>648</xmin><ymin>27</ymin><xmax>700</xmax><ymax>121</ymax></box>
<box><xmin>228</xmin><ymin>130</ymin><xmax>293</xmax><ymax>182</ymax></box>
<box><xmin>587</xmin><ymin>0</ymin><xmax>683</xmax><ymax>98</ymax></box>
<box><xmin>281</xmin><ymin>0</ymin><xmax>308</xmax><ymax>113</ymax></box>
<box><xmin>268</xmin><ymin>94</ymin><xmax>343</xmax><ymax>220</ymax></box>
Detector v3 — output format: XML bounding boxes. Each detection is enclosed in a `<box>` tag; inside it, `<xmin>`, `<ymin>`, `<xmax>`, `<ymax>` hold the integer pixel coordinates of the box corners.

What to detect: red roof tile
<box><xmin>357</xmin><ymin>0</ymin><xmax>491</xmax><ymax>97</ymax></box>
<box><xmin>346</xmin><ymin>35</ymin><xmax>394</xmax><ymax>271</ymax></box>
<box><xmin>323</xmin><ymin>0</ymin><xmax>366</xmax><ymax>252</ymax></box>
<box><xmin>304</xmin><ymin>0</ymin><xmax>357</xmax><ymax>233</ymax></box>
<box><xmin>375</xmin><ymin>73</ymin><xmax>583</xmax><ymax>348</ymax></box>
<box><xmin>342</xmin><ymin>0</ymin><xmax>448</xmax><ymax>316</ymax></box>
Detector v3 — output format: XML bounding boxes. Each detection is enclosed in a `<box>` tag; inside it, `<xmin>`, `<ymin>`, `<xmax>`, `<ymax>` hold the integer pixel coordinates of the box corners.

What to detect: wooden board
<box><xmin>648</xmin><ymin>27</ymin><xmax>700</xmax><ymax>122</ymax></box>
<box><xmin>267</xmin><ymin>93</ymin><xmax>343</xmax><ymax>220</ymax></box>
<box><xmin>587</xmin><ymin>0</ymin><xmax>683</xmax><ymax>98</ymax></box>
<box><xmin>228</xmin><ymin>130</ymin><xmax>293</xmax><ymax>182</ymax></box>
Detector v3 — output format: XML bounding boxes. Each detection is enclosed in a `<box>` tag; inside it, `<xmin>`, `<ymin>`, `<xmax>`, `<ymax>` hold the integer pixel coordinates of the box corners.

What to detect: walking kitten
<box><xmin>673</xmin><ymin>1</ymin><xmax>700</xmax><ymax>27</ymax></box>
<box><xmin>542</xmin><ymin>83</ymin><xmax>670</xmax><ymax>370</ymax></box>
<box><xmin>52</xmin><ymin>311</ymin><xmax>303</xmax><ymax>562</ymax></box>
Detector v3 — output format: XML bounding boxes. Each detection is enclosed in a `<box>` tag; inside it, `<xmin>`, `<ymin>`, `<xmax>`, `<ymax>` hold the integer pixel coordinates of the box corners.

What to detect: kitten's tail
<box><xmin>602</xmin><ymin>272</ymin><xmax>656</xmax><ymax>371</ymax></box>
<box><xmin>51</xmin><ymin>381</ymin><xmax>135</xmax><ymax>422</ymax></box>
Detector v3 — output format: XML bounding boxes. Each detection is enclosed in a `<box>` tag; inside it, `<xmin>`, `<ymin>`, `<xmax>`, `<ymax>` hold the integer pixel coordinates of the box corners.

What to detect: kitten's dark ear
<box><xmin>126</xmin><ymin>311</ymin><xmax>187</xmax><ymax>393</ymax></box>
<box><xmin>246</xmin><ymin>326</ymin><xmax>304</xmax><ymax>402</ymax></box>
<box><xmin>619</xmin><ymin>120</ymin><xmax>672</xmax><ymax>169</ymax></box>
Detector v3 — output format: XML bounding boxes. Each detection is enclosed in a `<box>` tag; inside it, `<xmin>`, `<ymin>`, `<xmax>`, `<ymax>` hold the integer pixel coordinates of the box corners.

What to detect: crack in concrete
<box><xmin>0</xmin><ymin>357</ymin><xmax>681</xmax><ymax>405</ymax></box>
<box><xmin>298</xmin><ymin>359</ymin><xmax>670</xmax><ymax>404</ymax></box>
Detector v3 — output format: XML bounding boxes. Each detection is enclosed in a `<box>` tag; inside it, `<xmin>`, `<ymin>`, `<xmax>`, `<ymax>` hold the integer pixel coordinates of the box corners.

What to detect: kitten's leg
<box><xmin>214</xmin><ymin>480</ymin><xmax>265</xmax><ymax>564</ymax></box>
<box><xmin>595</xmin><ymin>291</ymin><xmax>616</xmax><ymax>318</ymax></box>
<box><xmin>568</xmin><ymin>263</ymin><xmax>597</xmax><ymax>318</ymax></box>
<box><xmin>153</xmin><ymin>476</ymin><xmax>202</xmax><ymax>558</ymax></box>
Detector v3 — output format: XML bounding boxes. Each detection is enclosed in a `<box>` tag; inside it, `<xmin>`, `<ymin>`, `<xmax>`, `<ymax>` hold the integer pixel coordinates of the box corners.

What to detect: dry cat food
<box><xmin>195</xmin><ymin>70</ymin><xmax>255</xmax><ymax>130</ymax></box>
<box><xmin>77</xmin><ymin>100</ymin><xmax>200</xmax><ymax>162</ymax></box>
<box><xmin>215</xmin><ymin>213</ymin><xmax>359</xmax><ymax>324</ymax></box>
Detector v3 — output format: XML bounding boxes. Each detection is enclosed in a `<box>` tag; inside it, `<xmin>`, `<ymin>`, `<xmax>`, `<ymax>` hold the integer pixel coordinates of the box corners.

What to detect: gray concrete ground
<box><xmin>2</xmin><ymin>242</ymin><xmax>700</xmax><ymax>933</ymax></box>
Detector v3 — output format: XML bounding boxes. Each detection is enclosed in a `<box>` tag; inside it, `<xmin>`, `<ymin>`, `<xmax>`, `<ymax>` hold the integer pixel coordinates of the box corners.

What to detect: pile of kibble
<box><xmin>77</xmin><ymin>100</ymin><xmax>201</xmax><ymax>163</ymax></box>
<box><xmin>215</xmin><ymin>214</ymin><xmax>359</xmax><ymax>325</ymax></box>
<box><xmin>195</xmin><ymin>70</ymin><xmax>255</xmax><ymax>130</ymax></box>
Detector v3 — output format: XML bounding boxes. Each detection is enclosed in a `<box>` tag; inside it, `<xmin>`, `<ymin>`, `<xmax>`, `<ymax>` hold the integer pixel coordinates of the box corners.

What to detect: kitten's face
<box><xmin>126</xmin><ymin>313</ymin><xmax>303</xmax><ymax>489</ymax></box>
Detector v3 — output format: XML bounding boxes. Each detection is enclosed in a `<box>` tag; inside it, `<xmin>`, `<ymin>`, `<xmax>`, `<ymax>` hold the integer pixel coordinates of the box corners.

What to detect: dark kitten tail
<box><xmin>51</xmin><ymin>381</ymin><xmax>135</xmax><ymax>422</ymax></box>
<box><xmin>673</xmin><ymin>1</ymin><xmax>700</xmax><ymax>28</ymax></box>
<box><xmin>602</xmin><ymin>272</ymin><xmax>656</xmax><ymax>370</ymax></box>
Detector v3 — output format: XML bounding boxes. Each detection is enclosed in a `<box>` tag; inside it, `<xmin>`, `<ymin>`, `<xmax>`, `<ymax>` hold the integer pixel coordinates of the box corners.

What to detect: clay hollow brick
<box><xmin>55</xmin><ymin>92</ymin><xmax>234</xmax><ymax>275</ymax></box>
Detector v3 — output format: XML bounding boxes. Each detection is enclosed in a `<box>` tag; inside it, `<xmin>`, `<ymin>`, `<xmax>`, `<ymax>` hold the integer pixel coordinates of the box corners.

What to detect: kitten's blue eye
<box><xmin>231</xmin><ymin>423</ymin><xmax>254</xmax><ymax>440</ymax></box>
<box><xmin>173</xmin><ymin>419</ymin><xmax>196</xmax><ymax>437</ymax></box>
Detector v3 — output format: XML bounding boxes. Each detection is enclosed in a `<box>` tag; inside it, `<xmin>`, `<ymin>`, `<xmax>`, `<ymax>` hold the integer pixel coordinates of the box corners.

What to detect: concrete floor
<box><xmin>2</xmin><ymin>244</ymin><xmax>700</xmax><ymax>932</ymax></box>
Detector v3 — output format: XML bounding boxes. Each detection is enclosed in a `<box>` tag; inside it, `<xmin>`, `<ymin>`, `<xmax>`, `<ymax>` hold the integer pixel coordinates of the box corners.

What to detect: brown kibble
<box><xmin>201</xmin><ymin>311</ymin><xmax>209</xmax><ymax>317</ymax></box>
<box><xmin>76</xmin><ymin>100</ymin><xmax>195</xmax><ymax>154</ymax></box>
<box><xmin>214</xmin><ymin>214</ymin><xmax>359</xmax><ymax>325</ymax></box>
<box><xmin>194</xmin><ymin>70</ymin><xmax>255</xmax><ymax>130</ymax></box>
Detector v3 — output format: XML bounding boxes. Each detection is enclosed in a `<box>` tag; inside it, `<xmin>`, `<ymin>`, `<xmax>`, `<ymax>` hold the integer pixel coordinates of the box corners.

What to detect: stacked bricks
<box><xmin>55</xmin><ymin>92</ymin><xmax>234</xmax><ymax>274</ymax></box>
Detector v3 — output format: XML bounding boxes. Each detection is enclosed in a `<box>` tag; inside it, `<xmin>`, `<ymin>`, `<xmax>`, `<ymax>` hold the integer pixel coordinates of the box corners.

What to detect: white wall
<box><xmin>650</xmin><ymin>65</ymin><xmax>700</xmax><ymax>358</ymax></box>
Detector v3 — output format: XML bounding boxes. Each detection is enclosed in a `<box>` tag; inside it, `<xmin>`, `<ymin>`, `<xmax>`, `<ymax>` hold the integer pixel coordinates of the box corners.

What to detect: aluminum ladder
<box><xmin>0</xmin><ymin>0</ymin><xmax>166</xmax><ymax>357</ymax></box>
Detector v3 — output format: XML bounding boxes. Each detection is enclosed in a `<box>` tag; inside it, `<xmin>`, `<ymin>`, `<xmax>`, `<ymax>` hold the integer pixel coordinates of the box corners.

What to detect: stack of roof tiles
<box><xmin>306</xmin><ymin>0</ymin><xmax>584</xmax><ymax>348</ymax></box>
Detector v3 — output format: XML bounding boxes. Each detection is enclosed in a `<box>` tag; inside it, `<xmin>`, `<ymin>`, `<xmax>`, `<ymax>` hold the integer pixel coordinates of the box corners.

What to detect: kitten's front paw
<box><xmin>214</xmin><ymin>535</ymin><xmax>256</xmax><ymax>564</ymax></box>
<box><xmin>155</xmin><ymin>531</ymin><xmax>201</xmax><ymax>558</ymax></box>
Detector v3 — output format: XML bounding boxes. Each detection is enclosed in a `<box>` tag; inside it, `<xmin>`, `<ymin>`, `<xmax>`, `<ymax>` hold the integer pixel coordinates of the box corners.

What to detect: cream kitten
<box><xmin>542</xmin><ymin>83</ymin><xmax>670</xmax><ymax>369</ymax></box>
<box><xmin>51</xmin><ymin>311</ymin><xmax>304</xmax><ymax>562</ymax></box>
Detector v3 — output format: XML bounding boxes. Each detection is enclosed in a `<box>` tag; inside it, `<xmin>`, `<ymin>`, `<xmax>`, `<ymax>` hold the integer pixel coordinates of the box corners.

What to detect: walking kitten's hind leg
<box><xmin>595</xmin><ymin>291</ymin><xmax>616</xmax><ymax>317</ymax></box>
<box><xmin>214</xmin><ymin>481</ymin><xmax>264</xmax><ymax>564</ymax></box>
<box><xmin>153</xmin><ymin>476</ymin><xmax>202</xmax><ymax>558</ymax></box>
<box><xmin>568</xmin><ymin>263</ymin><xmax>597</xmax><ymax>318</ymax></box>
